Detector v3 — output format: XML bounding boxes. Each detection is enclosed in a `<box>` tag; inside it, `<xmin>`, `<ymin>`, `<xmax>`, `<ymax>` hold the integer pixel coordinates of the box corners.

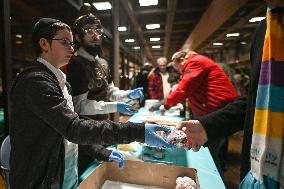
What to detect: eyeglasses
<box><xmin>51</xmin><ymin>38</ymin><xmax>75</xmax><ymax>49</ymax></box>
<box><xmin>83</xmin><ymin>28</ymin><xmax>104</xmax><ymax>36</ymax></box>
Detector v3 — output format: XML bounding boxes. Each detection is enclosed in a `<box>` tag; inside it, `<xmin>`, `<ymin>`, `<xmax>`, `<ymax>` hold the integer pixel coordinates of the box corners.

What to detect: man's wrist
<box><xmin>164</xmin><ymin>104</ymin><xmax>170</xmax><ymax>110</ymax></box>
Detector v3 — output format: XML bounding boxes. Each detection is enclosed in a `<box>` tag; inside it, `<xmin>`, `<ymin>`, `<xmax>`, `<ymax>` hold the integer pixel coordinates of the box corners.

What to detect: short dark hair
<box><xmin>32</xmin><ymin>18</ymin><xmax>71</xmax><ymax>56</ymax></box>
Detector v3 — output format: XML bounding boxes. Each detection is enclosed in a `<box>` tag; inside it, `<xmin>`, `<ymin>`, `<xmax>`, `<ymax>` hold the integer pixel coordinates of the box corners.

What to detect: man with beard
<box><xmin>67</xmin><ymin>13</ymin><xmax>143</xmax><ymax>119</ymax></box>
<box><xmin>66</xmin><ymin>11</ymin><xmax>144</xmax><ymax>175</ymax></box>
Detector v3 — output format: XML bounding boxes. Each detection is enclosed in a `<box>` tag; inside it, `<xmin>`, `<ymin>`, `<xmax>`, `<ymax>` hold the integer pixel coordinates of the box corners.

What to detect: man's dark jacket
<box><xmin>9</xmin><ymin>62</ymin><xmax>145</xmax><ymax>189</ymax></box>
<box><xmin>198</xmin><ymin>20</ymin><xmax>266</xmax><ymax>180</ymax></box>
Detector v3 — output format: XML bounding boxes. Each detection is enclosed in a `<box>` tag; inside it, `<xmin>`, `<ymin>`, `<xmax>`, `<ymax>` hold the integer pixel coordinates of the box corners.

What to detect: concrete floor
<box><xmin>223</xmin><ymin>132</ymin><xmax>243</xmax><ymax>189</ymax></box>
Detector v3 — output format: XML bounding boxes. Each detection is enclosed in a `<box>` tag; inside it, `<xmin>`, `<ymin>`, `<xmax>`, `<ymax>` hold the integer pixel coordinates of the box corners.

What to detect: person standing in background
<box><xmin>148</xmin><ymin>57</ymin><xmax>171</xmax><ymax>100</ymax></box>
<box><xmin>164</xmin><ymin>51</ymin><xmax>237</xmax><ymax>118</ymax></box>
<box><xmin>135</xmin><ymin>62</ymin><xmax>153</xmax><ymax>106</ymax></box>
<box><xmin>163</xmin><ymin>50</ymin><xmax>237</xmax><ymax>175</ymax></box>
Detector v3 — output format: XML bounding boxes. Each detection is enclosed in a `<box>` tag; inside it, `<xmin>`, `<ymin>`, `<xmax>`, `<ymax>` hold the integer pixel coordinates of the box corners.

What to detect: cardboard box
<box><xmin>79</xmin><ymin>160</ymin><xmax>200</xmax><ymax>189</ymax></box>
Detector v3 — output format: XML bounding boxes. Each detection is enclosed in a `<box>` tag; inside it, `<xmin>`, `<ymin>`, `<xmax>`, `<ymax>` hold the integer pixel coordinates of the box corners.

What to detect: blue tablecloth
<box><xmin>80</xmin><ymin>108</ymin><xmax>226</xmax><ymax>189</ymax></box>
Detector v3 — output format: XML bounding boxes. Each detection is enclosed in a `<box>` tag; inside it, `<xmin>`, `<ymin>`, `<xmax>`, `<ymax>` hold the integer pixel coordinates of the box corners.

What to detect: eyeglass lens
<box><xmin>84</xmin><ymin>28</ymin><xmax>103</xmax><ymax>36</ymax></box>
<box><xmin>52</xmin><ymin>39</ymin><xmax>74</xmax><ymax>48</ymax></box>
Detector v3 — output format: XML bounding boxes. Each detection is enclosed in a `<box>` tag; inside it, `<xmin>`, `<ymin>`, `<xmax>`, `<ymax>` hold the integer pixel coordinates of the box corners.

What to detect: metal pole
<box><xmin>126</xmin><ymin>56</ymin><xmax>130</xmax><ymax>89</ymax></box>
<box><xmin>112</xmin><ymin>0</ymin><xmax>120</xmax><ymax>87</ymax></box>
<box><xmin>111</xmin><ymin>0</ymin><xmax>120</xmax><ymax>121</ymax></box>
<box><xmin>121</xmin><ymin>52</ymin><xmax>125</xmax><ymax>89</ymax></box>
<box><xmin>0</xmin><ymin>0</ymin><xmax>12</xmax><ymax>137</ymax></box>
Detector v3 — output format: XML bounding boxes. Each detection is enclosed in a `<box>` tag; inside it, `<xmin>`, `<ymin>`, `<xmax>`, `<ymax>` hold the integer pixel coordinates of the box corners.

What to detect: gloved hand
<box><xmin>127</xmin><ymin>87</ymin><xmax>144</xmax><ymax>100</ymax></box>
<box><xmin>117</xmin><ymin>102</ymin><xmax>138</xmax><ymax>115</ymax></box>
<box><xmin>145</xmin><ymin>124</ymin><xmax>175</xmax><ymax>148</ymax></box>
<box><xmin>108</xmin><ymin>149</ymin><xmax>125</xmax><ymax>169</ymax></box>
<box><xmin>126</xmin><ymin>99</ymin><xmax>140</xmax><ymax>105</ymax></box>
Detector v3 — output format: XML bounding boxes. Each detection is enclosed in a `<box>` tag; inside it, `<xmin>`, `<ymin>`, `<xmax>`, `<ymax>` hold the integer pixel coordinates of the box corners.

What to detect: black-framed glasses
<box><xmin>51</xmin><ymin>38</ymin><xmax>75</xmax><ymax>49</ymax></box>
<box><xmin>83</xmin><ymin>28</ymin><xmax>104</xmax><ymax>36</ymax></box>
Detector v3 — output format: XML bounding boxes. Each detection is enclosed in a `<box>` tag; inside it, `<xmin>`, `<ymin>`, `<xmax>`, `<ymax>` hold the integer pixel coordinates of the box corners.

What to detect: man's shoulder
<box><xmin>21</xmin><ymin>62</ymin><xmax>54</xmax><ymax>77</ymax></box>
<box><xmin>149</xmin><ymin>70</ymin><xmax>160</xmax><ymax>79</ymax></box>
<box><xmin>69</xmin><ymin>55</ymin><xmax>87</xmax><ymax>65</ymax></box>
<box><xmin>11</xmin><ymin>62</ymin><xmax>57</xmax><ymax>95</ymax></box>
<box><xmin>96</xmin><ymin>57</ymin><xmax>109</xmax><ymax>70</ymax></box>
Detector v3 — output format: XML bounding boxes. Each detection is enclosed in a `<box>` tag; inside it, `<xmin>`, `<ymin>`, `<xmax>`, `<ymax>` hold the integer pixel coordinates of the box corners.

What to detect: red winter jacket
<box><xmin>148</xmin><ymin>69</ymin><xmax>164</xmax><ymax>100</ymax></box>
<box><xmin>165</xmin><ymin>54</ymin><xmax>237</xmax><ymax>118</ymax></box>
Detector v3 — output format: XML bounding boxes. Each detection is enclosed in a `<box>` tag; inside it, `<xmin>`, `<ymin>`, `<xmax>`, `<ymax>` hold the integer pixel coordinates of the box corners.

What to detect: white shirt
<box><xmin>160</xmin><ymin>72</ymin><xmax>171</xmax><ymax>99</ymax></box>
<box><xmin>37</xmin><ymin>57</ymin><xmax>78</xmax><ymax>189</ymax></box>
<box><xmin>72</xmin><ymin>48</ymin><xmax>131</xmax><ymax>115</ymax></box>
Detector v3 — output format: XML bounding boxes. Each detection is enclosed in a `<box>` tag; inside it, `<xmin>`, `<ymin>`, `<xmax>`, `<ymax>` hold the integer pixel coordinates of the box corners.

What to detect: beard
<box><xmin>81</xmin><ymin>41</ymin><xmax>102</xmax><ymax>57</ymax></box>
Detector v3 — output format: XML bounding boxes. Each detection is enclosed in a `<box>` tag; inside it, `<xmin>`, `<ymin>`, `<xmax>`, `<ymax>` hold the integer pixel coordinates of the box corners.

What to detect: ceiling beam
<box><xmin>97</xmin><ymin>7</ymin><xmax>202</xmax><ymax>18</ymax></box>
<box><xmin>175</xmin><ymin>7</ymin><xmax>202</xmax><ymax>14</ymax></box>
<box><xmin>198</xmin><ymin>5</ymin><xmax>265</xmax><ymax>52</ymax></box>
<box><xmin>136</xmin><ymin>8</ymin><xmax>167</xmax><ymax>15</ymax></box>
<box><xmin>163</xmin><ymin>0</ymin><xmax>177</xmax><ymax>58</ymax></box>
<box><xmin>120</xmin><ymin>0</ymin><xmax>154</xmax><ymax>64</ymax></box>
<box><xmin>65</xmin><ymin>0</ymin><xmax>81</xmax><ymax>10</ymax></box>
<box><xmin>181</xmin><ymin>0</ymin><xmax>249</xmax><ymax>51</ymax></box>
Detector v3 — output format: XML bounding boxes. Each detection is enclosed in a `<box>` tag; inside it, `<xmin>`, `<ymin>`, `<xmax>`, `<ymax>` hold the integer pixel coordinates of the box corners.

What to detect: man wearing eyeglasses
<box><xmin>66</xmin><ymin>11</ymin><xmax>145</xmax><ymax>175</ymax></box>
<box><xmin>67</xmin><ymin>13</ymin><xmax>144</xmax><ymax>119</ymax></box>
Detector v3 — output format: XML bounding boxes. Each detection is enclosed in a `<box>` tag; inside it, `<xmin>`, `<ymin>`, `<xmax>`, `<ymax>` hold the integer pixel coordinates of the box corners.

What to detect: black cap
<box><xmin>73</xmin><ymin>14</ymin><xmax>101</xmax><ymax>36</ymax></box>
<box><xmin>32</xmin><ymin>18</ymin><xmax>60</xmax><ymax>46</ymax></box>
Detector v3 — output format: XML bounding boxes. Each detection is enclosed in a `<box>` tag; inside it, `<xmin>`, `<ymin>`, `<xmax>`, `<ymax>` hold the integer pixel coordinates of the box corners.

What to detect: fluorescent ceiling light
<box><xmin>152</xmin><ymin>45</ymin><xmax>161</xmax><ymax>49</ymax></box>
<box><xmin>213</xmin><ymin>42</ymin><xmax>223</xmax><ymax>46</ymax></box>
<box><xmin>146</xmin><ymin>24</ymin><xmax>160</xmax><ymax>30</ymax></box>
<box><xmin>150</xmin><ymin>37</ymin><xmax>160</xmax><ymax>42</ymax></box>
<box><xmin>16</xmin><ymin>34</ymin><xmax>22</xmax><ymax>38</ymax></box>
<box><xmin>241</xmin><ymin>41</ymin><xmax>247</xmax><ymax>45</ymax></box>
<box><xmin>118</xmin><ymin>26</ymin><xmax>127</xmax><ymax>32</ymax></box>
<box><xmin>249</xmin><ymin>17</ymin><xmax>265</xmax><ymax>23</ymax></box>
<box><xmin>125</xmin><ymin>39</ymin><xmax>135</xmax><ymax>43</ymax></box>
<box><xmin>132</xmin><ymin>46</ymin><xmax>140</xmax><ymax>50</ymax></box>
<box><xmin>92</xmin><ymin>2</ymin><xmax>112</xmax><ymax>10</ymax></box>
<box><xmin>139</xmin><ymin>0</ymin><xmax>158</xmax><ymax>6</ymax></box>
<box><xmin>226</xmin><ymin>33</ymin><xmax>240</xmax><ymax>37</ymax></box>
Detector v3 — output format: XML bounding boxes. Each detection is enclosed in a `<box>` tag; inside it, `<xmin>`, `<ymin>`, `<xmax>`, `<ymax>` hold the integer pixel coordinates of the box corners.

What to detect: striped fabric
<box><xmin>240</xmin><ymin>8</ymin><xmax>284</xmax><ymax>189</ymax></box>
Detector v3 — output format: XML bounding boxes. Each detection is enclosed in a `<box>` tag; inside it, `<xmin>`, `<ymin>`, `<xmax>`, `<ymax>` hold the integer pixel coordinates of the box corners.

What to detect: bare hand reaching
<box><xmin>176</xmin><ymin>120</ymin><xmax>208</xmax><ymax>152</ymax></box>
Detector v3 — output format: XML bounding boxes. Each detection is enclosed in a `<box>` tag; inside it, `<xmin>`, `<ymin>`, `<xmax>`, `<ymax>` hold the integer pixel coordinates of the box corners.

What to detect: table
<box><xmin>80</xmin><ymin>108</ymin><xmax>226</xmax><ymax>189</ymax></box>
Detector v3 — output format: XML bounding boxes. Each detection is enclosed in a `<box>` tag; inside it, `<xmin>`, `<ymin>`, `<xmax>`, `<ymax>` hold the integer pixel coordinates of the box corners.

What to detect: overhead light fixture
<box><xmin>15</xmin><ymin>40</ymin><xmax>23</xmax><ymax>45</ymax></box>
<box><xmin>125</xmin><ymin>39</ymin><xmax>135</xmax><ymax>43</ymax></box>
<box><xmin>118</xmin><ymin>26</ymin><xmax>127</xmax><ymax>32</ymax></box>
<box><xmin>16</xmin><ymin>34</ymin><xmax>22</xmax><ymax>39</ymax></box>
<box><xmin>146</xmin><ymin>24</ymin><xmax>160</xmax><ymax>30</ymax></box>
<box><xmin>132</xmin><ymin>46</ymin><xmax>140</xmax><ymax>50</ymax></box>
<box><xmin>213</xmin><ymin>42</ymin><xmax>223</xmax><ymax>46</ymax></box>
<box><xmin>226</xmin><ymin>33</ymin><xmax>240</xmax><ymax>37</ymax></box>
<box><xmin>241</xmin><ymin>41</ymin><xmax>247</xmax><ymax>45</ymax></box>
<box><xmin>249</xmin><ymin>17</ymin><xmax>265</xmax><ymax>23</ymax></box>
<box><xmin>92</xmin><ymin>2</ymin><xmax>112</xmax><ymax>10</ymax></box>
<box><xmin>152</xmin><ymin>45</ymin><xmax>161</xmax><ymax>49</ymax></box>
<box><xmin>150</xmin><ymin>37</ymin><xmax>160</xmax><ymax>42</ymax></box>
<box><xmin>139</xmin><ymin>0</ymin><xmax>158</xmax><ymax>6</ymax></box>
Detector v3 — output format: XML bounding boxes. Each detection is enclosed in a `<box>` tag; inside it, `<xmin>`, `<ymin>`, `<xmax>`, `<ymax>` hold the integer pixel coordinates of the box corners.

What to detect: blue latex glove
<box><xmin>108</xmin><ymin>149</ymin><xmax>125</xmax><ymax>169</ymax></box>
<box><xmin>126</xmin><ymin>99</ymin><xmax>140</xmax><ymax>105</ymax></box>
<box><xmin>127</xmin><ymin>87</ymin><xmax>144</xmax><ymax>99</ymax></box>
<box><xmin>145</xmin><ymin>124</ymin><xmax>175</xmax><ymax>148</ymax></box>
<box><xmin>117</xmin><ymin>102</ymin><xmax>138</xmax><ymax>115</ymax></box>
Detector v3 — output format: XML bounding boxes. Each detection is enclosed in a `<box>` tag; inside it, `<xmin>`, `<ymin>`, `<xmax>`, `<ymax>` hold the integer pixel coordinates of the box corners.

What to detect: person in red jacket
<box><xmin>163</xmin><ymin>50</ymin><xmax>237</xmax><ymax>176</ymax></box>
<box><xmin>164</xmin><ymin>51</ymin><xmax>237</xmax><ymax>118</ymax></box>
